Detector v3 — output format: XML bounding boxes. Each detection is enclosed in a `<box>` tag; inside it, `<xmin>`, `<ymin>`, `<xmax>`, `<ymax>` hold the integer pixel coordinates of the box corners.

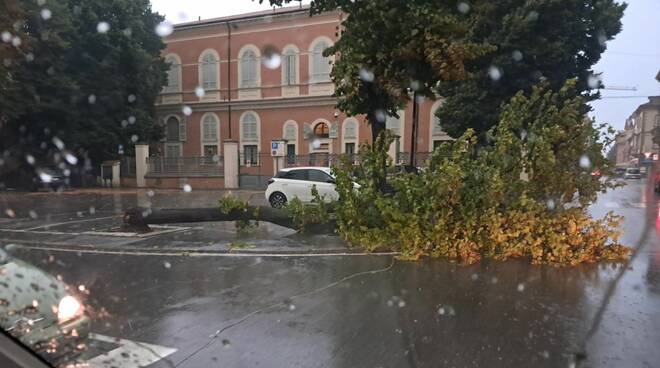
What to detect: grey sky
<box><xmin>151</xmin><ymin>0</ymin><xmax>659</xmax><ymax>131</ymax></box>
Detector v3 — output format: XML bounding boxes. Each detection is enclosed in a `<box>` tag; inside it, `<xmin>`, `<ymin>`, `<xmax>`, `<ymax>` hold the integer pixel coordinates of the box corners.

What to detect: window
<box><xmin>200</xmin><ymin>51</ymin><xmax>218</xmax><ymax>90</ymax></box>
<box><xmin>241</xmin><ymin>112</ymin><xmax>258</xmax><ymax>141</ymax></box>
<box><xmin>344</xmin><ymin>120</ymin><xmax>357</xmax><ymax>139</ymax></box>
<box><xmin>314</xmin><ymin>122</ymin><xmax>330</xmax><ymax>138</ymax></box>
<box><xmin>282</xmin><ymin>47</ymin><xmax>298</xmax><ymax>86</ymax></box>
<box><xmin>164</xmin><ymin>55</ymin><xmax>180</xmax><ymax>92</ymax></box>
<box><xmin>202</xmin><ymin>114</ymin><xmax>218</xmax><ymax>142</ymax></box>
<box><xmin>240</xmin><ymin>48</ymin><xmax>259</xmax><ymax>88</ymax></box>
<box><xmin>244</xmin><ymin>145</ymin><xmax>258</xmax><ymax>165</ymax></box>
<box><xmin>165</xmin><ymin>143</ymin><xmax>182</xmax><ymax>157</ymax></box>
<box><xmin>309</xmin><ymin>169</ymin><xmax>332</xmax><ymax>183</ymax></box>
<box><xmin>432</xmin><ymin>114</ymin><xmax>443</xmax><ymax>135</ymax></box>
<box><xmin>310</xmin><ymin>39</ymin><xmax>331</xmax><ymax>82</ymax></box>
<box><xmin>345</xmin><ymin>143</ymin><xmax>355</xmax><ymax>154</ymax></box>
<box><xmin>280</xmin><ymin>169</ymin><xmax>307</xmax><ymax>180</ymax></box>
<box><xmin>386</xmin><ymin>115</ymin><xmax>401</xmax><ymax>136</ymax></box>
<box><xmin>284</xmin><ymin>122</ymin><xmax>297</xmax><ymax>141</ymax></box>
<box><xmin>166</xmin><ymin>116</ymin><xmax>180</xmax><ymax>141</ymax></box>
<box><xmin>286</xmin><ymin>144</ymin><xmax>296</xmax><ymax>165</ymax></box>
<box><xmin>203</xmin><ymin>145</ymin><xmax>218</xmax><ymax>157</ymax></box>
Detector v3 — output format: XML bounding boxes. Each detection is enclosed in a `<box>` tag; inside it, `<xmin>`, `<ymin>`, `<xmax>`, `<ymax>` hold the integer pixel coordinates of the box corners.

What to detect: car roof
<box><xmin>279</xmin><ymin>166</ymin><xmax>332</xmax><ymax>172</ymax></box>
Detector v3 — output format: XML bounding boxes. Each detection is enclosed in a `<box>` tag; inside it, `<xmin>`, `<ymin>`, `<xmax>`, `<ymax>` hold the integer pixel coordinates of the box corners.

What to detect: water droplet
<box><xmin>5</xmin><ymin>208</ymin><xmax>16</xmax><ymax>218</ymax></box>
<box><xmin>194</xmin><ymin>86</ymin><xmax>205</xmax><ymax>98</ymax></box>
<box><xmin>127</xmin><ymin>94</ymin><xmax>136</xmax><ymax>103</ymax></box>
<box><xmin>409</xmin><ymin>80</ymin><xmax>421</xmax><ymax>91</ymax></box>
<box><xmin>546</xmin><ymin>199</ymin><xmax>556</xmax><ymax>210</ymax></box>
<box><xmin>359</xmin><ymin>68</ymin><xmax>374</xmax><ymax>82</ymax></box>
<box><xmin>579</xmin><ymin>155</ymin><xmax>591</xmax><ymax>169</ymax></box>
<box><xmin>398</xmin><ymin>300</ymin><xmax>406</xmax><ymax>308</ymax></box>
<box><xmin>89</xmin><ymin>206</ymin><xmax>96</xmax><ymax>215</ymax></box>
<box><xmin>488</xmin><ymin>65</ymin><xmax>502</xmax><ymax>81</ymax></box>
<box><xmin>491</xmin><ymin>277</ymin><xmax>498</xmax><ymax>284</ymax></box>
<box><xmin>262</xmin><ymin>46</ymin><xmax>281</xmax><ymax>69</ymax></box>
<box><xmin>147</xmin><ymin>190</ymin><xmax>155</xmax><ymax>197</ymax></box>
<box><xmin>163</xmin><ymin>261</ymin><xmax>171</xmax><ymax>269</ymax></box>
<box><xmin>288</xmin><ymin>304</ymin><xmax>296</xmax><ymax>311</ymax></box>
<box><xmin>221</xmin><ymin>339</ymin><xmax>231</xmax><ymax>348</ymax></box>
<box><xmin>526</xmin><ymin>11</ymin><xmax>539</xmax><ymax>21</ymax></box>
<box><xmin>182</xmin><ymin>106</ymin><xmax>192</xmax><ymax>116</ymax></box>
<box><xmin>182</xmin><ymin>184</ymin><xmax>192</xmax><ymax>192</ymax></box>
<box><xmin>40</xmin><ymin>8</ymin><xmax>51</xmax><ymax>20</ymax></box>
<box><xmin>1</xmin><ymin>32</ymin><xmax>11</xmax><ymax>43</ymax></box>
<box><xmin>587</xmin><ymin>75</ymin><xmax>600</xmax><ymax>89</ymax></box>
<box><xmin>88</xmin><ymin>94</ymin><xmax>96</xmax><ymax>104</ymax></box>
<box><xmin>511</xmin><ymin>50</ymin><xmax>523</xmax><ymax>62</ymax></box>
<box><xmin>63</xmin><ymin>169</ymin><xmax>70</xmax><ymax>177</ymax></box>
<box><xmin>38</xmin><ymin>170</ymin><xmax>52</xmax><ymax>183</ymax></box>
<box><xmin>438</xmin><ymin>307</ymin><xmax>445</xmax><ymax>315</ymax></box>
<box><xmin>64</xmin><ymin>152</ymin><xmax>78</xmax><ymax>165</ymax></box>
<box><xmin>128</xmin><ymin>116</ymin><xmax>136</xmax><ymax>124</ymax></box>
<box><xmin>51</xmin><ymin>136</ymin><xmax>64</xmax><ymax>150</ymax></box>
<box><xmin>32</xmin><ymin>300</ymin><xmax>39</xmax><ymax>307</ymax></box>
<box><xmin>131</xmin><ymin>135</ymin><xmax>138</xmax><ymax>143</ymax></box>
<box><xmin>36</xmin><ymin>0</ymin><xmax>45</xmax><ymax>5</ymax></box>
<box><xmin>97</xmin><ymin>21</ymin><xmax>110</xmax><ymax>33</ymax></box>
<box><xmin>212</xmin><ymin>155</ymin><xmax>220</xmax><ymax>163</ymax></box>
<box><xmin>78</xmin><ymin>285</ymin><xmax>85</xmax><ymax>292</ymax></box>
<box><xmin>11</xmin><ymin>36</ymin><xmax>21</xmax><ymax>47</ymax></box>
<box><xmin>457</xmin><ymin>2</ymin><xmax>470</xmax><ymax>14</ymax></box>
<box><xmin>26</xmin><ymin>155</ymin><xmax>35</xmax><ymax>165</ymax></box>
<box><xmin>540</xmin><ymin>350</ymin><xmax>550</xmax><ymax>359</ymax></box>
<box><xmin>471</xmin><ymin>273</ymin><xmax>478</xmax><ymax>281</ymax></box>
<box><xmin>517</xmin><ymin>283</ymin><xmax>525</xmax><ymax>292</ymax></box>
<box><xmin>122</xmin><ymin>28</ymin><xmax>132</xmax><ymax>37</ymax></box>
<box><xmin>374</xmin><ymin>109</ymin><xmax>386</xmax><ymax>123</ymax></box>
<box><xmin>29</xmin><ymin>210</ymin><xmax>38</xmax><ymax>219</ymax></box>
<box><xmin>312</xmin><ymin>139</ymin><xmax>321</xmax><ymax>149</ymax></box>
<box><xmin>121</xmin><ymin>120</ymin><xmax>128</xmax><ymax>128</ymax></box>
<box><xmin>155</xmin><ymin>21</ymin><xmax>174</xmax><ymax>37</ymax></box>
<box><xmin>25</xmin><ymin>53</ymin><xmax>34</xmax><ymax>62</ymax></box>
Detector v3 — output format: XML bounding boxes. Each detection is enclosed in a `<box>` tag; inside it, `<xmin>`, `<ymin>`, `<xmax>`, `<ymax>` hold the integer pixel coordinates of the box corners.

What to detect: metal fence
<box><xmin>120</xmin><ymin>157</ymin><xmax>136</xmax><ymax>177</ymax></box>
<box><xmin>397</xmin><ymin>152</ymin><xmax>433</xmax><ymax>166</ymax></box>
<box><xmin>146</xmin><ymin>156</ymin><xmax>224</xmax><ymax>176</ymax></box>
<box><xmin>284</xmin><ymin>153</ymin><xmax>359</xmax><ymax>168</ymax></box>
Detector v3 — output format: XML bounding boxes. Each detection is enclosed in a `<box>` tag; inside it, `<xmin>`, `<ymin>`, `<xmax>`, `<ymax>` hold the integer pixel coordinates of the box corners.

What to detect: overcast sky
<box><xmin>151</xmin><ymin>0</ymin><xmax>659</xmax><ymax>131</ymax></box>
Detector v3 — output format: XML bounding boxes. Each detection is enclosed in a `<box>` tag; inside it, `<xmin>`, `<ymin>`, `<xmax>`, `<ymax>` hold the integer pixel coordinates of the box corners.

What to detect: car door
<box><xmin>307</xmin><ymin>169</ymin><xmax>338</xmax><ymax>201</ymax></box>
<box><xmin>281</xmin><ymin>169</ymin><xmax>310</xmax><ymax>201</ymax></box>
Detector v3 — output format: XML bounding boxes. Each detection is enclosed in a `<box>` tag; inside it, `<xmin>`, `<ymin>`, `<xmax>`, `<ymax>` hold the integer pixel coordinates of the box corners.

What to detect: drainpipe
<box><xmin>226</xmin><ymin>20</ymin><xmax>232</xmax><ymax>139</ymax></box>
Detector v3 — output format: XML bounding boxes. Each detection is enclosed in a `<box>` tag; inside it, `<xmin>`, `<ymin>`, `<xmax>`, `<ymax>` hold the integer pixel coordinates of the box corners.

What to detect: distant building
<box><xmin>615</xmin><ymin>96</ymin><xmax>660</xmax><ymax>167</ymax></box>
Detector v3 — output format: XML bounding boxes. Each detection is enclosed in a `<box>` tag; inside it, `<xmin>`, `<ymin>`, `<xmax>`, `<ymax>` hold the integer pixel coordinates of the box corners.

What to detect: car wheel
<box><xmin>269</xmin><ymin>192</ymin><xmax>287</xmax><ymax>208</ymax></box>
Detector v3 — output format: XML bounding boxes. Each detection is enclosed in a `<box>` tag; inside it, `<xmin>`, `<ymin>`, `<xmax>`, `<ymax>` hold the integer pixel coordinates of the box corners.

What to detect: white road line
<box><xmin>0</xmin><ymin>228</ymin><xmax>80</xmax><ymax>235</ymax></box>
<box><xmin>9</xmin><ymin>244</ymin><xmax>400</xmax><ymax>258</ymax></box>
<box><xmin>87</xmin><ymin>333</ymin><xmax>177</xmax><ymax>368</ymax></box>
<box><xmin>22</xmin><ymin>215</ymin><xmax>120</xmax><ymax>231</ymax></box>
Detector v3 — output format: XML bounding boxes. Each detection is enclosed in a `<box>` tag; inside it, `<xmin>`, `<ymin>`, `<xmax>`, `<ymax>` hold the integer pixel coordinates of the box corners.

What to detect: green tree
<box><xmin>436</xmin><ymin>0</ymin><xmax>626</xmax><ymax>141</ymax></box>
<box><xmin>0</xmin><ymin>0</ymin><xmax>166</xmax><ymax>181</ymax></box>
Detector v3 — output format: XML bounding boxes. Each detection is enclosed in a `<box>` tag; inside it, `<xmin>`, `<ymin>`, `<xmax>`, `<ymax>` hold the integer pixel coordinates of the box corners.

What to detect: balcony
<box><xmin>146</xmin><ymin>156</ymin><xmax>224</xmax><ymax>177</ymax></box>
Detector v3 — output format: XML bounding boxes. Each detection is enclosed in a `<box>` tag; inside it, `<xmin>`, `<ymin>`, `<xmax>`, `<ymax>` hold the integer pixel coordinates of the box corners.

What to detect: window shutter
<box><xmin>329</xmin><ymin>122</ymin><xmax>339</xmax><ymax>139</ymax></box>
<box><xmin>179</xmin><ymin>120</ymin><xmax>187</xmax><ymax>142</ymax></box>
<box><xmin>303</xmin><ymin>123</ymin><xmax>312</xmax><ymax>139</ymax></box>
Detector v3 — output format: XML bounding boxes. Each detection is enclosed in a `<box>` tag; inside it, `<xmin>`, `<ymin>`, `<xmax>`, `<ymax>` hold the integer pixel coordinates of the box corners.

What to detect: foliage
<box><xmin>0</xmin><ymin>0</ymin><xmax>167</xmax><ymax>177</ymax></box>
<box><xmin>435</xmin><ymin>0</ymin><xmax>626</xmax><ymax>141</ymax></box>
<box><xmin>218</xmin><ymin>195</ymin><xmax>257</xmax><ymax>232</ymax></box>
<box><xmin>262</xmin><ymin>0</ymin><xmax>493</xmax><ymax>139</ymax></box>
<box><xmin>332</xmin><ymin>81</ymin><xmax>629</xmax><ymax>264</ymax></box>
<box><xmin>283</xmin><ymin>186</ymin><xmax>331</xmax><ymax>232</ymax></box>
<box><xmin>228</xmin><ymin>241</ymin><xmax>255</xmax><ymax>250</ymax></box>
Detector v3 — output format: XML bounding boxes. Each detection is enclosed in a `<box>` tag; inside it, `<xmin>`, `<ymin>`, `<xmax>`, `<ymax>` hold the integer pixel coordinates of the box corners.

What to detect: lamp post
<box><xmin>409</xmin><ymin>90</ymin><xmax>420</xmax><ymax>167</ymax></box>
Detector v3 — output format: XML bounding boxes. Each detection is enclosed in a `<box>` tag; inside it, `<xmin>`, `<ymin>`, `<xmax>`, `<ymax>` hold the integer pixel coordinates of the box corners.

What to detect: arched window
<box><xmin>342</xmin><ymin>118</ymin><xmax>359</xmax><ymax>155</ymax></box>
<box><xmin>202</xmin><ymin>114</ymin><xmax>219</xmax><ymax>142</ymax></box>
<box><xmin>386</xmin><ymin>115</ymin><xmax>401</xmax><ymax>136</ymax></box>
<box><xmin>166</xmin><ymin>116</ymin><xmax>180</xmax><ymax>141</ymax></box>
<box><xmin>200</xmin><ymin>51</ymin><xmax>218</xmax><ymax>90</ymax></box>
<box><xmin>164</xmin><ymin>55</ymin><xmax>181</xmax><ymax>92</ymax></box>
<box><xmin>241</xmin><ymin>112</ymin><xmax>258</xmax><ymax>141</ymax></box>
<box><xmin>344</xmin><ymin>120</ymin><xmax>357</xmax><ymax>139</ymax></box>
<box><xmin>284</xmin><ymin>122</ymin><xmax>297</xmax><ymax>141</ymax></box>
<box><xmin>314</xmin><ymin>122</ymin><xmax>330</xmax><ymax>138</ymax></box>
<box><xmin>240</xmin><ymin>48</ymin><xmax>259</xmax><ymax>88</ymax></box>
<box><xmin>282</xmin><ymin>46</ymin><xmax>298</xmax><ymax>86</ymax></box>
<box><xmin>310</xmin><ymin>39</ymin><xmax>331</xmax><ymax>83</ymax></box>
<box><xmin>429</xmin><ymin>100</ymin><xmax>451</xmax><ymax>151</ymax></box>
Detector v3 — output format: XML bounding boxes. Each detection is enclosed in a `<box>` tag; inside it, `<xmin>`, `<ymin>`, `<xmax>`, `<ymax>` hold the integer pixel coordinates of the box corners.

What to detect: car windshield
<box><xmin>1</xmin><ymin>1</ymin><xmax>660</xmax><ymax>367</ymax></box>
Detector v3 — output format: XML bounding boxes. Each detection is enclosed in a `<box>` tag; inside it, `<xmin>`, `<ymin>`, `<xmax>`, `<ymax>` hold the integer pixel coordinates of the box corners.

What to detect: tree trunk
<box><xmin>123</xmin><ymin>206</ymin><xmax>337</xmax><ymax>234</ymax></box>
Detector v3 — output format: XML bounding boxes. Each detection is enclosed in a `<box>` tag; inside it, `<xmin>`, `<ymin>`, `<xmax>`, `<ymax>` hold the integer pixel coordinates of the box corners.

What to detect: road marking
<box><xmin>87</xmin><ymin>333</ymin><xmax>177</xmax><ymax>368</ymax></box>
<box><xmin>0</xmin><ymin>228</ymin><xmax>80</xmax><ymax>235</ymax></box>
<box><xmin>82</xmin><ymin>225</ymin><xmax>189</xmax><ymax>238</ymax></box>
<box><xmin>8</xmin><ymin>243</ymin><xmax>400</xmax><ymax>258</ymax></box>
<box><xmin>22</xmin><ymin>215</ymin><xmax>120</xmax><ymax>231</ymax></box>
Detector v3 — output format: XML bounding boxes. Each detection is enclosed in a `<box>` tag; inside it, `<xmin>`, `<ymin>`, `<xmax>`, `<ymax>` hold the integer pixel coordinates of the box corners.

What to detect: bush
<box><xmin>283</xmin><ymin>186</ymin><xmax>331</xmax><ymax>232</ymax></box>
<box><xmin>332</xmin><ymin>80</ymin><xmax>629</xmax><ymax>264</ymax></box>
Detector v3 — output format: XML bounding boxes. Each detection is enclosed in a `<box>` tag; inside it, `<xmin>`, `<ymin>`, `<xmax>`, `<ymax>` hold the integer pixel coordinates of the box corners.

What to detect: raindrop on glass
<box><xmin>40</xmin><ymin>8</ymin><xmax>52</xmax><ymax>20</ymax></box>
<box><xmin>517</xmin><ymin>283</ymin><xmax>525</xmax><ymax>292</ymax></box>
<box><xmin>121</xmin><ymin>120</ymin><xmax>128</xmax><ymax>128</ymax></box>
<box><xmin>312</xmin><ymin>139</ymin><xmax>321</xmax><ymax>149</ymax></box>
<box><xmin>88</xmin><ymin>94</ymin><xmax>96</xmax><ymax>104</ymax></box>
<box><xmin>262</xmin><ymin>45</ymin><xmax>281</xmax><ymax>69</ymax></box>
<box><xmin>182</xmin><ymin>184</ymin><xmax>192</xmax><ymax>193</ymax></box>
<box><xmin>127</xmin><ymin>94</ymin><xmax>136</xmax><ymax>103</ymax></box>
<box><xmin>128</xmin><ymin>116</ymin><xmax>136</xmax><ymax>124</ymax></box>
<box><xmin>147</xmin><ymin>190</ymin><xmax>155</xmax><ymax>197</ymax></box>
<box><xmin>374</xmin><ymin>109</ymin><xmax>386</xmax><ymax>123</ymax></box>
<box><xmin>587</xmin><ymin>75</ymin><xmax>600</xmax><ymax>89</ymax></box>
<box><xmin>38</xmin><ymin>170</ymin><xmax>53</xmax><ymax>183</ymax></box>
<box><xmin>471</xmin><ymin>273</ymin><xmax>478</xmax><ymax>281</ymax></box>
<box><xmin>89</xmin><ymin>206</ymin><xmax>96</xmax><ymax>215</ymax></box>
<box><xmin>1</xmin><ymin>32</ymin><xmax>11</xmax><ymax>43</ymax></box>
<box><xmin>155</xmin><ymin>21</ymin><xmax>174</xmax><ymax>37</ymax></box>
<box><xmin>546</xmin><ymin>199</ymin><xmax>556</xmax><ymax>210</ymax></box>
<box><xmin>52</xmin><ymin>137</ymin><xmax>64</xmax><ymax>149</ymax></box>
<box><xmin>212</xmin><ymin>155</ymin><xmax>220</xmax><ymax>163</ymax></box>
<box><xmin>194</xmin><ymin>86</ymin><xmax>205</xmax><ymax>98</ymax></box>
<box><xmin>63</xmin><ymin>168</ymin><xmax>70</xmax><ymax>177</ymax></box>
<box><xmin>457</xmin><ymin>2</ymin><xmax>470</xmax><ymax>14</ymax></box>
<box><xmin>123</xmin><ymin>28</ymin><xmax>132</xmax><ymax>37</ymax></box>
<box><xmin>359</xmin><ymin>68</ymin><xmax>374</xmax><ymax>82</ymax></box>
<box><xmin>163</xmin><ymin>261</ymin><xmax>171</xmax><ymax>269</ymax></box>
<box><xmin>491</xmin><ymin>277</ymin><xmax>498</xmax><ymax>284</ymax></box>
<box><xmin>438</xmin><ymin>306</ymin><xmax>446</xmax><ymax>315</ymax></box>
<box><xmin>25</xmin><ymin>53</ymin><xmax>34</xmax><ymax>62</ymax></box>
<box><xmin>398</xmin><ymin>300</ymin><xmax>406</xmax><ymax>308</ymax></box>
<box><xmin>131</xmin><ymin>135</ymin><xmax>139</xmax><ymax>143</ymax></box>
<box><xmin>222</xmin><ymin>339</ymin><xmax>231</xmax><ymax>348</ymax></box>
<box><xmin>488</xmin><ymin>65</ymin><xmax>502</xmax><ymax>81</ymax></box>
<box><xmin>288</xmin><ymin>304</ymin><xmax>296</xmax><ymax>311</ymax></box>
<box><xmin>97</xmin><ymin>21</ymin><xmax>110</xmax><ymax>33</ymax></box>
<box><xmin>182</xmin><ymin>106</ymin><xmax>192</xmax><ymax>116</ymax></box>
<box><xmin>526</xmin><ymin>11</ymin><xmax>539</xmax><ymax>21</ymax></box>
<box><xmin>64</xmin><ymin>152</ymin><xmax>78</xmax><ymax>165</ymax></box>
<box><xmin>579</xmin><ymin>154</ymin><xmax>591</xmax><ymax>169</ymax></box>
<box><xmin>511</xmin><ymin>50</ymin><xmax>523</xmax><ymax>62</ymax></box>
<box><xmin>409</xmin><ymin>80</ymin><xmax>421</xmax><ymax>91</ymax></box>
<box><xmin>29</xmin><ymin>210</ymin><xmax>38</xmax><ymax>219</ymax></box>
<box><xmin>26</xmin><ymin>155</ymin><xmax>35</xmax><ymax>165</ymax></box>
<box><xmin>78</xmin><ymin>285</ymin><xmax>86</xmax><ymax>292</ymax></box>
<box><xmin>11</xmin><ymin>36</ymin><xmax>21</xmax><ymax>47</ymax></box>
<box><xmin>36</xmin><ymin>0</ymin><xmax>45</xmax><ymax>5</ymax></box>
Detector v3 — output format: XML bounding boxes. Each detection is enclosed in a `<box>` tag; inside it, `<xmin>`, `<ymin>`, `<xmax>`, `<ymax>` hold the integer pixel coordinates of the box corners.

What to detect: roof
<box><xmin>279</xmin><ymin>166</ymin><xmax>332</xmax><ymax>172</ymax></box>
<box><xmin>174</xmin><ymin>4</ymin><xmax>311</xmax><ymax>29</ymax></box>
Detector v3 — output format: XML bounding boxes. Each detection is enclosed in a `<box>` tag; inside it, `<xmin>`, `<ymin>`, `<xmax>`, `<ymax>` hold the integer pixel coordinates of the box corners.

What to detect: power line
<box><xmin>599</xmin><ymin>95</ymin><xmax>653</xmax><ymax>99</ymax></box>
<box><xmin>607</xmin><ymin>50</ymin><xmax>660</xmax><ymax>58</ymax></box>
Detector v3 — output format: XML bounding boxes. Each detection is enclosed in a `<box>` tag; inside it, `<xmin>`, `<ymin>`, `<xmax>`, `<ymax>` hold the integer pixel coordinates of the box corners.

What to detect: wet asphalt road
<box><xmin>1</xmin><ymin>180</ymin><xmax>659</xmax><ymax>368</ymax></box>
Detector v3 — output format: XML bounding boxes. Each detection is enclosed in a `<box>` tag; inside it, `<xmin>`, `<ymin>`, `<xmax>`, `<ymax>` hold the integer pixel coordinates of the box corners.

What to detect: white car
<box><xmin>265</xmin><ymin>167</ymin><xmax>341</xmax><ymax>208</ymax></box>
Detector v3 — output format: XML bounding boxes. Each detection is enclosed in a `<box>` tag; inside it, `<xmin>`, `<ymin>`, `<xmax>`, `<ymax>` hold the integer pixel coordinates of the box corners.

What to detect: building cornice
<box><xmin>156</xmin><ymin>95</ymin><xmax>337</xmax><ymax>115</ymax></box>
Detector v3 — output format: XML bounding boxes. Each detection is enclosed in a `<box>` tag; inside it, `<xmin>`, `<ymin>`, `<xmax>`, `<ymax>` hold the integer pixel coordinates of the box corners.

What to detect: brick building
<box><xmin>145</xmin><ymin>5</ymin><xmax>452</xmax><ymax>189</ymax></box>
<box><xmin>615</xmin><ymin>96</ymin><xmax>660</xmax><ymax>167</ymax></box>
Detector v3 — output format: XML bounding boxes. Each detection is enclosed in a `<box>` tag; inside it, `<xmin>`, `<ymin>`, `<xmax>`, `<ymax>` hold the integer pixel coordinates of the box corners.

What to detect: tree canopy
<box><xmin>1</xmin><ymin>0</ymin><xmax>167</xmax><ymax>178</ymax></box>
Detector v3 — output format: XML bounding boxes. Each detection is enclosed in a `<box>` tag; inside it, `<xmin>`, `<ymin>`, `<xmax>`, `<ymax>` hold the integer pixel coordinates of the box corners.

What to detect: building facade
<box><xmin>148</xmin><ymin>5</ymin><xmax>452</xmax><ymax>188</ymax></box>
<box><xmin>615</xmin><ymin>96</ymin><xmax>660</xmax><ymax>167</ymax></box>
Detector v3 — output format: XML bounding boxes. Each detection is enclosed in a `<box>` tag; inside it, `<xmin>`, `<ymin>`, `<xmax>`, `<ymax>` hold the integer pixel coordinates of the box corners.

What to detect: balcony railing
<box><xmin>146</xmin><ymin>156</ymin><xmax>223</xmax><ymax>176</ymax></box>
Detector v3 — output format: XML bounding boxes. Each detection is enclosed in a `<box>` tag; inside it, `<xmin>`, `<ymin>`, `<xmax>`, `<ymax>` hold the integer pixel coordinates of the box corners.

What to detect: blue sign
<box><xmin>272</xmin><ymin>142</ymin><xmax>279</xmax><ymax>150</ymax></box>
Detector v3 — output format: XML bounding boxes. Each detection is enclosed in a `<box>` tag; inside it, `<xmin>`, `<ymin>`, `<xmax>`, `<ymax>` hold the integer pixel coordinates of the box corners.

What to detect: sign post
<box><xmin>271</xmin><ymin>139</ymin><xmax>286</xmax><ymax>175</ymax></box>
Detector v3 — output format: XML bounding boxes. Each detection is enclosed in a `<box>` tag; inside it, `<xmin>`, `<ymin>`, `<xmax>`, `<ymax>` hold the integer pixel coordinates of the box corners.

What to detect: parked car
<box><xmin>0</xmin><ymin>247</ymin><xmax>90</xmax><ymax>365</ymax></box>
<box><xmin>1</xmin><ymin>166</ymin><xmax>68</xmax><ymax>192</ymax></box>
<box><xmin>266</xmin><ymin>167</ymin><xmax>357</xmax><ymax>208</ymax></box>
<box><xmin>614</xmin><ymin>168</ymin><xmax>626</xmax><ymax>177</ymax></box>
<box><xmin>654</xmin><ymin>171</ymin><xmax>660</xmax><ymax>193</ymax></box>
<box><xmin>623</xmin><ymin>167</ymin><xmax>641</xmax><ymax>179</ymax></box>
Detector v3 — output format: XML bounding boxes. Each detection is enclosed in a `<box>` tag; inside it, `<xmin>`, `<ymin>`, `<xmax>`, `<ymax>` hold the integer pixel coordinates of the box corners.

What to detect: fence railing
<box><xmin>120</xmin><ymin>157</ymin><xmax>136</xmax><ymax>177</ymax></box>
<box><xmin>397</xmin><ymin>152</ymin><xmax>434</xmax><ymax>166</ymax></box>
<box><xmin>284</xmin><ymin>153</ymin><xmax>360</xmax><ymax>168</ymax></box>
<box><xmin>146</xmin><ymin>156</ymin><xmax>223</xmax><ymax>176</ymax></box>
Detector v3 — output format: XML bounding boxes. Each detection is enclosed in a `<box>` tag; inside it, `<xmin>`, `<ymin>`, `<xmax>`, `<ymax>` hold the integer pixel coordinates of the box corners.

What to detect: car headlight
<box><xmin>57</xmin><ymin>295</ymin><xmax>84</xmax><ymax>324</ymax></box>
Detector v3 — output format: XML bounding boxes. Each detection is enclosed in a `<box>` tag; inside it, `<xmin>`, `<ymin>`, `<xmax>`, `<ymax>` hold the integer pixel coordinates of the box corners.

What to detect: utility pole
<box><xmin>409</xmin><ymin>91</ymin><xmax>419</xmax><ymax>167</ymax></box>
